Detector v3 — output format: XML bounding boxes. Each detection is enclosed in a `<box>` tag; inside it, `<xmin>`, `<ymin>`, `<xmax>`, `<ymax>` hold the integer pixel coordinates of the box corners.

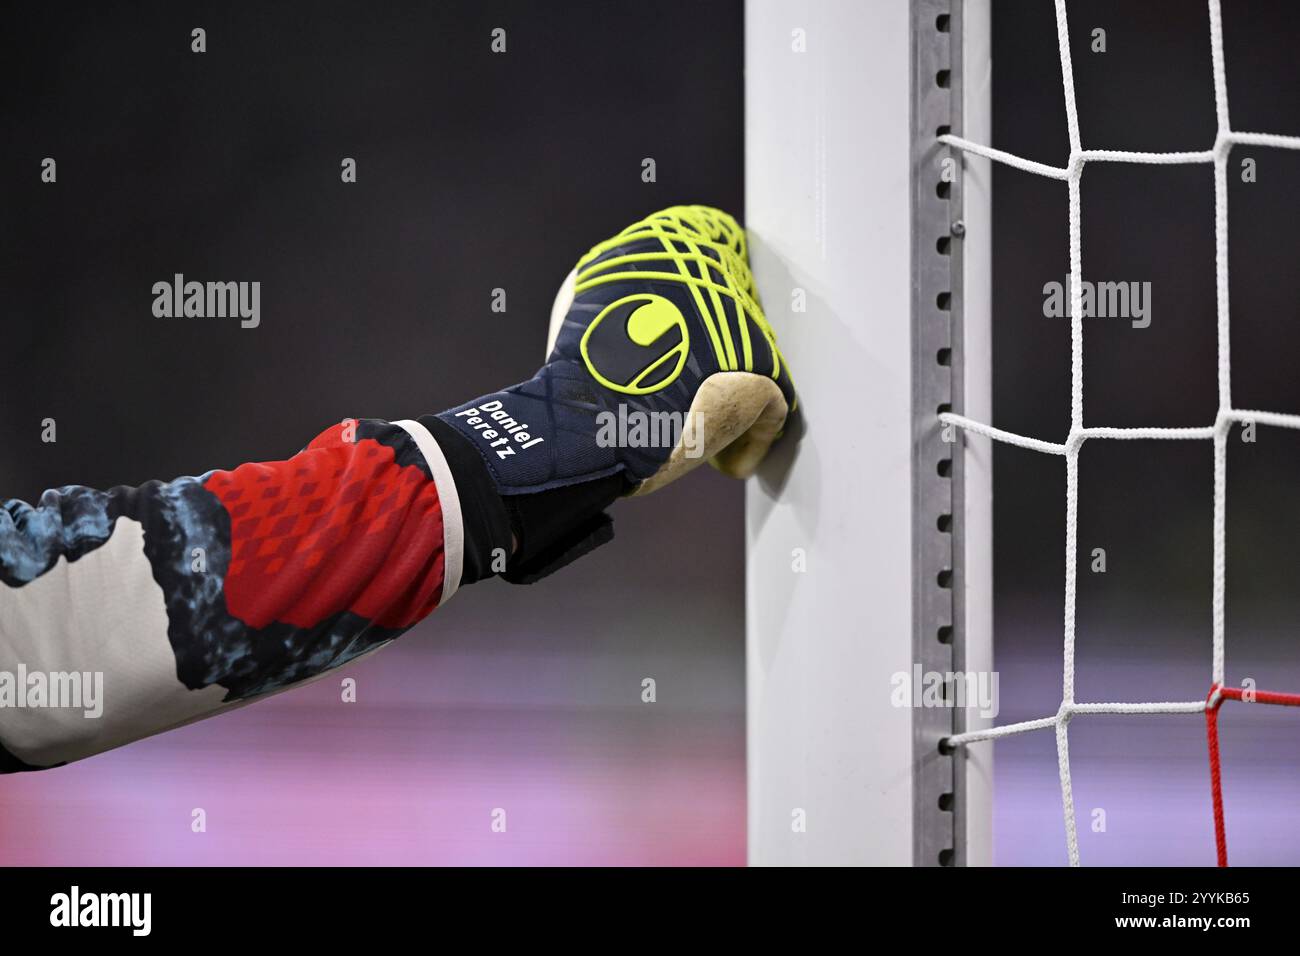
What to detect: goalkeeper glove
<box><xmin>438</xmin><ymin>205</ymin><xmax>797</xmax><ymax>583</ymax></box>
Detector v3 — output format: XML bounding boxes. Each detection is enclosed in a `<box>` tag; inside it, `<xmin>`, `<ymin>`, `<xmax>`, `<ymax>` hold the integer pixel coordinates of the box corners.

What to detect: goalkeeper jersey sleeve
<box><xmin>0</xmin><ymin>414</ymin><xmax>512</xmax><ymax>773</ymax></box>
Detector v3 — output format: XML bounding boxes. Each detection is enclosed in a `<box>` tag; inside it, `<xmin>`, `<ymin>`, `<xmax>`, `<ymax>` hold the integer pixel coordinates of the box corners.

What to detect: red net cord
<box><xmin>1205</xmin><ymin>683</ymin><xmax>1300</xmax><ymax>867</ymax></box>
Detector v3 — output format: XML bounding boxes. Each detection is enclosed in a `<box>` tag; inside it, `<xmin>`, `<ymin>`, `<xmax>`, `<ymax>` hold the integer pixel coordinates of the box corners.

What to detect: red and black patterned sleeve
<box><xmin>0</xmin><ymin>415</ymin><xmax>511</xmax><ymax>772</ymax></box>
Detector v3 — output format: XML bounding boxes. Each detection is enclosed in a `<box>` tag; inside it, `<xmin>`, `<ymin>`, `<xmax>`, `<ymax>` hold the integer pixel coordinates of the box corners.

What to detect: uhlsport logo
<box><xmin>580</xmin><ymin>293</ymin><xmax>690</xmax><ymax>395</ymax></box>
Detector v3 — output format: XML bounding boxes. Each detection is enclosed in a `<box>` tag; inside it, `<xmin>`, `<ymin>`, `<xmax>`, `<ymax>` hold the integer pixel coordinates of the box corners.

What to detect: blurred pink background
<box><xmin>0</xmin><ymin>539</ymin><xmax>747</xmax><ymax>866</ymax></box>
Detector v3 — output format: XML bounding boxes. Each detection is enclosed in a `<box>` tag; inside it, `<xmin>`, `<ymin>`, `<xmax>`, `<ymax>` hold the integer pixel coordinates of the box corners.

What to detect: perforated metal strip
<box><xmin>911</xmin><ymin>0</ymin><xmax>966</xmax><ymax>868</ymax></box>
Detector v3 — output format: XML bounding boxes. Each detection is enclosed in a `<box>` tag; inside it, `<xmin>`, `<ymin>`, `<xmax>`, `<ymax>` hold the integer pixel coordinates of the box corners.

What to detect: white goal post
<box><xmin>744</xmin><ymin>0</ymin><xmax>993</xmax><ymax>866</ymax></box>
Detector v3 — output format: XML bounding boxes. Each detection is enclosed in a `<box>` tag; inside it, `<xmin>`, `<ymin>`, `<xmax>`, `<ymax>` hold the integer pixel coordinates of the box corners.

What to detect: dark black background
<box><xmin>0</xmin><ymin>0</ymin><xmax>743</xmax><ymax>497</ymax></box>
<box><xmin>989</xmin><ymin>0</ymin><xmax>1300</xmax><ymax>864</ymax></box>
<box><xmin>993</xmin><ymin>0</ymin><xmax>1300</xmax><ymax>679</ymax></box>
